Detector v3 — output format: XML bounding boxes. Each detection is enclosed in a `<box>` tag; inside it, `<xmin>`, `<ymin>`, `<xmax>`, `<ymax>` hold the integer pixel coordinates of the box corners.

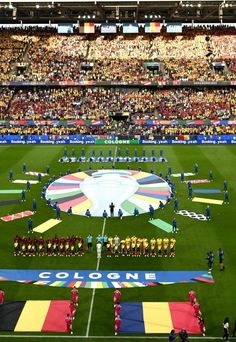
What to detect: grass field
<box><xmin>0</xmin><ymin>145</ymin><xmax>236</xmax><ymax>342</ymax></box>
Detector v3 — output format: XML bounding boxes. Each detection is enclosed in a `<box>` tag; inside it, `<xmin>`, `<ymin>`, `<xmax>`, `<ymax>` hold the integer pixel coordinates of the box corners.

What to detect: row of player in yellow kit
<box><xmin>104</xmin><ymin>236</ymin><xmax>176</xmax><ymax>257</ymax></box>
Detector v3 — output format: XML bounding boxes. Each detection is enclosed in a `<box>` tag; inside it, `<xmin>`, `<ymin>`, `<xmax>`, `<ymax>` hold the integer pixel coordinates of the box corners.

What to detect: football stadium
<box><xmin>0</xmin><ymin>0</ymin><xmax>235</xmax><ymax>341</ymax></box>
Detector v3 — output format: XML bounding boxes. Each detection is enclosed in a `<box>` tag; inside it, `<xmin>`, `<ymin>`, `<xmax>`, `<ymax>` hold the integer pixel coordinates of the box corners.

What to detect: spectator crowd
<box><xmin>0</xmin><ymin>26</ymin><xmax>235</xmax><ymax>139</ymax></box>
<box><xmin>0</xmin><ymin>87</ymin><xmax>235</xmax><ymax>139</ymax></box>
<box><xmin>0</xmin><ymin>26</ymin><xmax>235</xmax><ymax>82</ymax></box>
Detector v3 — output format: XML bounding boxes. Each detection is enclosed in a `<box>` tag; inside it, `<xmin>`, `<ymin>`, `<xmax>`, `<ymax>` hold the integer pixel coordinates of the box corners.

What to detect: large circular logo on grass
<box><xmin>46</xmin><ymin>170</ymin><xmax>171</xmax><ymax>217</ymax></box>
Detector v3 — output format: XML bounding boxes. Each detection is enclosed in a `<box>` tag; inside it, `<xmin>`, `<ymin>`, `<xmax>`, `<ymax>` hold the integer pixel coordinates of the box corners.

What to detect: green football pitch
<box><xmin>0</xmin><ymin>145</ymin><xmax>236</xmax><ymax>342</ymax></box>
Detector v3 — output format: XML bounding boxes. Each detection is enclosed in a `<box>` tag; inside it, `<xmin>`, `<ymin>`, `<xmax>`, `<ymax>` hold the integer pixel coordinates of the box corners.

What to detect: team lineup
<box><xmin>13</xmin><ymin>234</ymin><xmax>176</xmax><ymax>258</ymax></box>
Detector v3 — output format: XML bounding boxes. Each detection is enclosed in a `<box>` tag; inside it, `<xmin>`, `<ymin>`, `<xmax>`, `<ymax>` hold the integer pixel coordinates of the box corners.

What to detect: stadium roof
<box><xmin>0</xmin><ymin>0</ymin><xmax>235</xmax><ymax>24</ymax></box>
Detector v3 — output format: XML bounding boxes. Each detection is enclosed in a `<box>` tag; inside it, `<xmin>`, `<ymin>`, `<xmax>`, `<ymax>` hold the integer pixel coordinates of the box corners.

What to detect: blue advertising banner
<box><xmin>57</xmin><ymin>23</ymin><xmax>74</xmax><ymax>34</ymax></box>
<box><xmin>0</xmin><ymin>269</ymin><xmax>214</xmax><ymax>288</ymax></box>
<box><xmin>101</xmin><ymin>24</ymin><xmax>117</xmax><ymax>33</ymax></box>
<box><xmin>0</xmin><ymin>136</ymin><xmax>236</xmax><ymax>144</ymax></box>
<box><xmin>123</xmin><ymin>23</ymin><xmax>139</xmax><ymax>33</ymax></box>
<box><xmin>139</xmin><ymin>138</ymin><xmax>236</xmax><ymax>145</ymax></box>
<box><xmin>166</xmin><ymin>23</ymin><xmax>182</xmax><ymax>33</ymax></box>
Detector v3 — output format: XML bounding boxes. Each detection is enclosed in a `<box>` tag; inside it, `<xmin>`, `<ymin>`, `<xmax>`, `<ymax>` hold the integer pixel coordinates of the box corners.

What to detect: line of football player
<box><xmin>13</xmin><ymin>235</ymin><xmax>176</xmax><ymax>257</ymax></box>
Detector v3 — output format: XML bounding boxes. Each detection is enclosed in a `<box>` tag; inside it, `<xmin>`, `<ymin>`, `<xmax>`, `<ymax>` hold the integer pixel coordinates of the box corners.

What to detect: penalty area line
<box><xmin>0</xmin><ymin>335</ymin><xmax>229</xmax><ymax>340</ymax></box>
<box><xmin>85</xmin><ymin>218</ymin><xmax>107</xmax><ymax>337</ymax></box>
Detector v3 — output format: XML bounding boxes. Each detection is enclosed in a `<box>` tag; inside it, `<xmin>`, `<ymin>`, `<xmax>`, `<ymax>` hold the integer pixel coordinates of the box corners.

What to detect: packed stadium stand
<box><xmin>0</xmin><ymin>23</ymin><xmax>235</xmax><ymax>142</ymax></box>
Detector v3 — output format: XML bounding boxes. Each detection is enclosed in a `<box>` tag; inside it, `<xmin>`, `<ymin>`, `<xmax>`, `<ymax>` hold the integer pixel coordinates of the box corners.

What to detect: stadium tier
<box><xmin>0</xmin><ymin>87</ymin><xmax>235</xmax><ymax>141</ymax></box>
<box><xmin>0</xmin><ymin>26</ymin><xmax>235</xmax><ymax>83</ymax></box>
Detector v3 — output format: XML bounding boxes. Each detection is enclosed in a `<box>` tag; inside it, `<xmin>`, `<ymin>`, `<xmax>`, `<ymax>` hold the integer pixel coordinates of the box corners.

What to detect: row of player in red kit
<box><xmin>188</xmin><ymin>290</ymin><xmax>206</xmax><ymax>336</ymax></box>
<box><xmin>66</xmin><ymin>286</ymin><xmax>79</xmax><ymax>334</ymax></box>
<box><xmin>14</xmin><ymin>235</ymin><xmax>84</xmax><ymax>257</ymax></box>
<box><xmin>114</xmin><ymin>289</ymin><xmax>122</xmax><ymax>335</ymax></box>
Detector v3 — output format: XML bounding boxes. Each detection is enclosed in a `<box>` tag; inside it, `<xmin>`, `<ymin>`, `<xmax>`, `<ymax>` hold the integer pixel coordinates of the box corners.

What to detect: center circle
<box><xmin>45</xmin><ymin>170</ymin><xmax>171</xmax><ymax>217</ymax></box>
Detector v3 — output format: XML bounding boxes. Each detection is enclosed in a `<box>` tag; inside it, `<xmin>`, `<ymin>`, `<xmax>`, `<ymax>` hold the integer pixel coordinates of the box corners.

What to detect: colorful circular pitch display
<box><xmin>46</xmin><ymin>170</ymin><xmax>171</xmax><ymax>217</ymax></box>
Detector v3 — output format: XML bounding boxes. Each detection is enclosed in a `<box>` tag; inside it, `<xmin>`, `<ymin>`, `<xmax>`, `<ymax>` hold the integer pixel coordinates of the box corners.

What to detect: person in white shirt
<box><xmin>96</xmin><ymin>242</ymin><xmax>102</xmax><ymax>258</ymax></box>
<box><xmin>114</xmin><ymin>235</ymin><xmax>120</xmax><ymax>247</ymax></box>
<box><xmin>223</xmin><ymin>317</ymin><xmax>229</xmax><ymax>341</ymax></box>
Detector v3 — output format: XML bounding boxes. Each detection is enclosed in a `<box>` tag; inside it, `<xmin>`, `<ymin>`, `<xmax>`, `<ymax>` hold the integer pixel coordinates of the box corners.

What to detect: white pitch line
<box><xmin>112</xmin><ymin>146</ymin><xmax>118</xmax><ymax>166</ymax></box>
<box><xmin>85</xmin><ymin>218</ymin><xmax>107</xmax><ymax>337</ymax></box>
<box><xmin>0</xmin><ymin>335</ymin><xmax>229</xmax><ymax>340</ymax></box>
